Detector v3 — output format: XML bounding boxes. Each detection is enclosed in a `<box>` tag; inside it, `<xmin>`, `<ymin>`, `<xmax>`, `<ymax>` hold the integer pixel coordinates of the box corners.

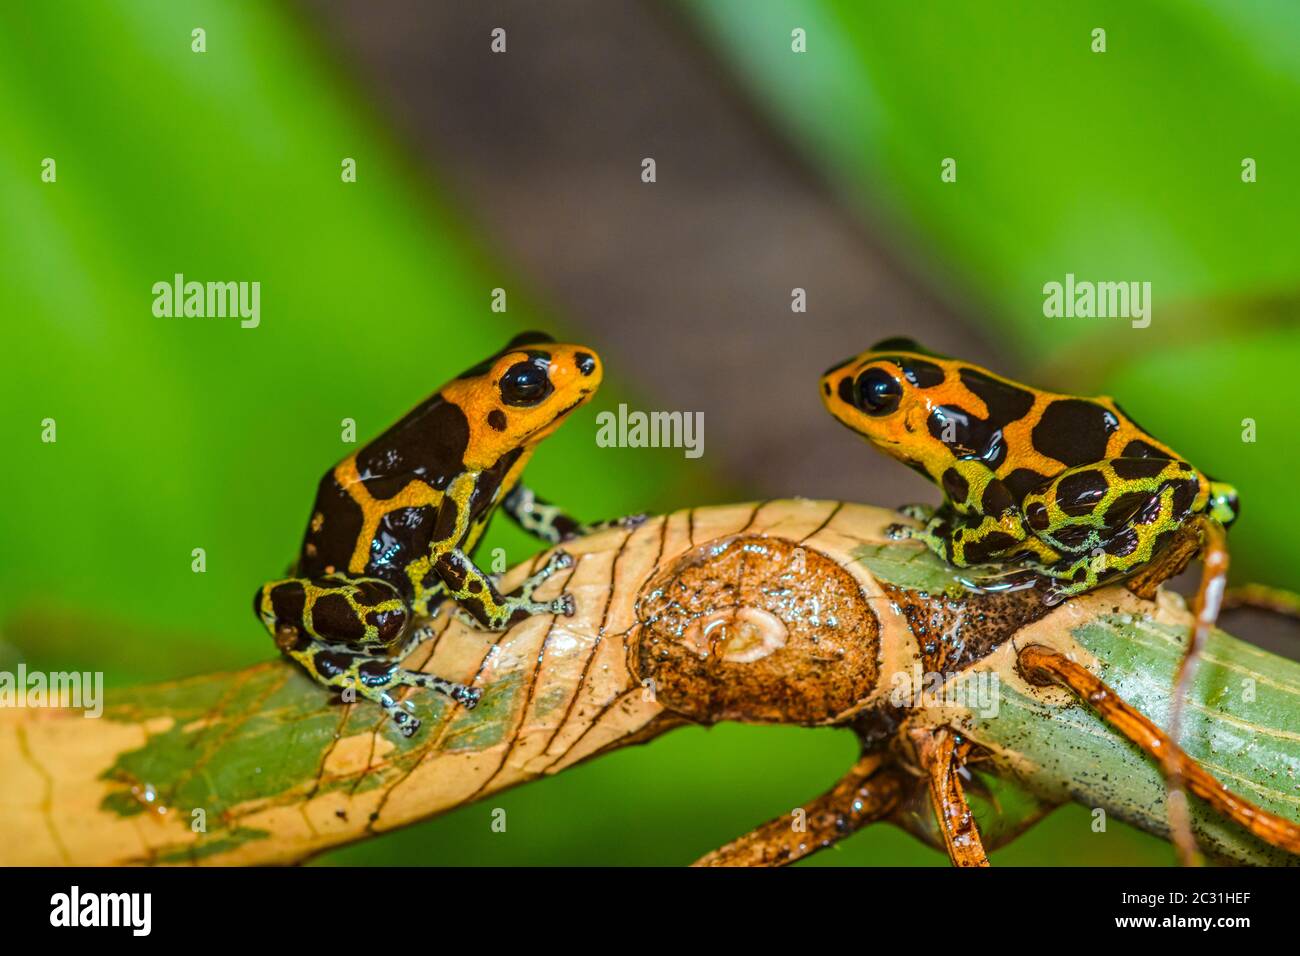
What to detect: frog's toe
<box><xmin>552</xmin><ymin>592</ymin><xmax>577</xmax><ymax>617</ymax></box>
<box><xmin>457</xmin><ymin>685</ymin><xmax>482</xmax><ymax>709</ymax></box>
<box><xmin>390</xmin><ymin>708</ymin><xmax>421</xmax><ymax>737</ymax></box>
<box><xmin>1042</xmin><ymin>580</ymin><xmax>1087</xmax><ymax>606</ymax></box>
<box><xmin>525</xmin><ymin>550</ymin><xmax>573</xmax><ymax>588</ymax></box>
<box><xmin>406</xmin><ymin>672</ymin><xmax>481</xmax><ymax>709</ymax></box>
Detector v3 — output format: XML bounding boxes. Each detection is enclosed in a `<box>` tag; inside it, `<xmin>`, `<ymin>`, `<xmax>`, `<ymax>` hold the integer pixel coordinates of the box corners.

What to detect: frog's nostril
<box><xmin>575</xmin><ymin>352</ymin><xmax>596</xmax><ymax>377</ymax></box>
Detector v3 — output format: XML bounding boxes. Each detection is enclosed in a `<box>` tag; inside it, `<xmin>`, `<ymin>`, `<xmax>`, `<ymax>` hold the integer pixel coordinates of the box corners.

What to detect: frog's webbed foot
<box><xmin>885</xmin><ymin>515</ymin><xmax>951</xmax><ymax>561</ymax></box>
<box><xmin>502</xmin><ymin>549</ymin><xmax>577</xmax><ymax>617</ymax></box>
<box><xmin>516</xmin><ymin>549</ymin><xmax>575</xmax><ymax>599</ymax></box>
<box><xmin>359</xmin><ymin>678</ymin><xmax>480</xmax><ymax>738</ymax></box>
<box><xmin>885</xmin><ymin>521</ymin><xmax>921</xmax><ymax>542</ymax></box>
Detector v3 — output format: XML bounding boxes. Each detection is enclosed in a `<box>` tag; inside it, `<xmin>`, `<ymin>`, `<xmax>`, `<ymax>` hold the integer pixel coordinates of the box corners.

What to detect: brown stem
<box><xmin>692</xmin><ymin>753</ymin><xmax>909</xmax><ymax>867</ymax></box>
<box><xmin>1017</xmin><ymin>643</ymin><xmax>1300</xmax><ymax>857</ymax></box>
<box><xmin>913</xmin><ymin>727</ymin><xmax>989</xmax><ymax>867</ymax></box>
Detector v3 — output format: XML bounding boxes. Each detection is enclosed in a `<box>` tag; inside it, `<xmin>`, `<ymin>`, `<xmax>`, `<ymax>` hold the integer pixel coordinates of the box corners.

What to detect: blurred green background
<box><xmin>2</xmin><ymin>0</ymin><xmax>1296</xmax><ymax>866</ymax></box>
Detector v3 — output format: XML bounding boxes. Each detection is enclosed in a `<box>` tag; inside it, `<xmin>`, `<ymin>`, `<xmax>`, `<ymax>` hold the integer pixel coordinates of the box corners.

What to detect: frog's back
<box><xmin>868</xmin><ymin>344</ymin><xmax>1194</xmax><ymax>500</ymax></box>
<box><xmin>296</xmin><ymin>391</ymin><xmax>470</xmax><ymax>594</ymax></box>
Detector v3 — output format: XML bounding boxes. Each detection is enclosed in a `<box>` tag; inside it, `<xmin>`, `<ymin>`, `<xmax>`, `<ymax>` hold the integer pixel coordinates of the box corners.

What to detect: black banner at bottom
<box><xmin>0</xmin><ymin>865</ymin><xmax>1287</xmax><ymax>941</ymax></box>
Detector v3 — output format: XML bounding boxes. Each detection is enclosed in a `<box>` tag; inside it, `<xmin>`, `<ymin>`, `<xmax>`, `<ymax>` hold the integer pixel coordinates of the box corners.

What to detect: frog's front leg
<box><xmin>889</xmin><ymin>460</ymin><xmax>1053</xmax><ymax>568</ymax></box>
<box><xmin>893</xmin><ymin>506</ymin><xmax>1049</xmax><ymax>572</ymax></box>
<box><xmin>502</xmin><ymin>483</ymin><xmax>647</xmax><ymax>544</ymax></box>
<box><xmin>887</xmin><ymin>505</ymin><xmax>958</xmax><ymax>558</ymax></box>
<box><xmin>435</xmin><ymin>547</ymin><xmax>576</xmax><ymax>629</ymax></box>
<box><xmin>419</xmin><ymin>474</ymin><xmax>577</xmax><ymax>630</ymax></box>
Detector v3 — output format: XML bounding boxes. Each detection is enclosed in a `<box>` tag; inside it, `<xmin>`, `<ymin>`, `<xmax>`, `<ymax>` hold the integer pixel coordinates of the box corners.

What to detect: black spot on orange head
<box><xmin>820</xmin><ymin>342</ymin><xmax>970</xmax><ymax>480</ymax></box>
<box><xmin>441</xmin><ymin>339</ymin><xmax>603</xmax><ymax>468</ymax></box>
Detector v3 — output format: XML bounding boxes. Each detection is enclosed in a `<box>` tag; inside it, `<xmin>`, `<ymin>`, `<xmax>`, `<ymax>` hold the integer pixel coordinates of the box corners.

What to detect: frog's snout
<box><xmin>551</xmin><ymin>344</ymin><xmax>602</xmax><ymax>393</ymax></box>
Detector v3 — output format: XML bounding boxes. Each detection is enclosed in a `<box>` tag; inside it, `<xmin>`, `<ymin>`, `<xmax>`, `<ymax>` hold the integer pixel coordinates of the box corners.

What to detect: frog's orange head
<box><xmin>820</xmin><ymin>337</ymin><xmax>957</xmax><ymax>475</ymax></box>
<box><xmin>445</xmin><ymin>332</ymin><xmax>602</xmax><ymax>466</ymax></box>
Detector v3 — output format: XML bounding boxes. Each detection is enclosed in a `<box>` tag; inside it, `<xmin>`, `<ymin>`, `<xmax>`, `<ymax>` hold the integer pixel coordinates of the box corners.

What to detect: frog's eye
<box><xmin>853</xmin><ymin>368</ymin><xmax>903</xmax><ymax>416</ymax></box>
<box><xmin>500</xmin><ymin>360</ymin><xmax>553</xmax><ymax>407</ymax></box>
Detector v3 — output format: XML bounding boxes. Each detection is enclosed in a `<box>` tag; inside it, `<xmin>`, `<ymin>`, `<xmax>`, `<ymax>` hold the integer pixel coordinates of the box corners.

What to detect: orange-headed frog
<box><xmin>820</xmin><ymin>338</ymin><xmax>1239</xmax><ymax>605</ymax></box>
<box><xmin>254</xmin><ymin>332</ymin><xmax>642</xmax><ymax>736</ymax></box>
<box><xmin>819</xmin><ymin>336</ymin><xmax>1258</xmax><ymax>861</ymax></box>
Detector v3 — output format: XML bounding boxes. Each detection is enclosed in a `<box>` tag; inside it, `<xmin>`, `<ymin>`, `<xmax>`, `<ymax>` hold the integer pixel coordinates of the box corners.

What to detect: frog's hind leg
<box><xmin>255</xmin><ymin>575</ymin><xmax>479</xmax><ymax>736</ymax></box>
<box><xmin>1026</xmin><ymin>461</ymin><xmax>1191</xmax><ymax>606</ymax></box>
<box><xmin>293</xmin><ymin>643</ymin><xmax>479</xmax><ymax>737</ymax></box>
<box><xmin>1017</xmin><ymin>642</ymin><xmax>1300</xmax><ymax>860</ymax></box>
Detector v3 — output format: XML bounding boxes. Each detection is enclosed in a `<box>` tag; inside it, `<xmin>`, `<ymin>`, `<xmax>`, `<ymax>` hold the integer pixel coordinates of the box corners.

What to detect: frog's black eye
<box><xmin>500</xmin><ymin>360</ymin><xmax>553</xmax><ymax>407</ymax></box>
<box><xmin>853</xmin><ymin>368</ymin><xmax>903</xmax><ymax>416</ymax></box>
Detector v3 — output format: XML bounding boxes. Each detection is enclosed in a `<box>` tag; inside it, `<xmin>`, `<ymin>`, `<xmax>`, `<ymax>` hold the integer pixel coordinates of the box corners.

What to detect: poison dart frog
<box><xmin>820</xmin><ymin>337</ymin><xmax>1260</xmax><ymax>862</ymax></box>
<box><xmin>254</xmin><ymin>332</ymin><xmax>640</xmax><ymax>736</ymax></box>
<box><xmin>819</xmin><ymin>338</ymin><xmax>1239</xmax><ymax>604</ymax></box>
